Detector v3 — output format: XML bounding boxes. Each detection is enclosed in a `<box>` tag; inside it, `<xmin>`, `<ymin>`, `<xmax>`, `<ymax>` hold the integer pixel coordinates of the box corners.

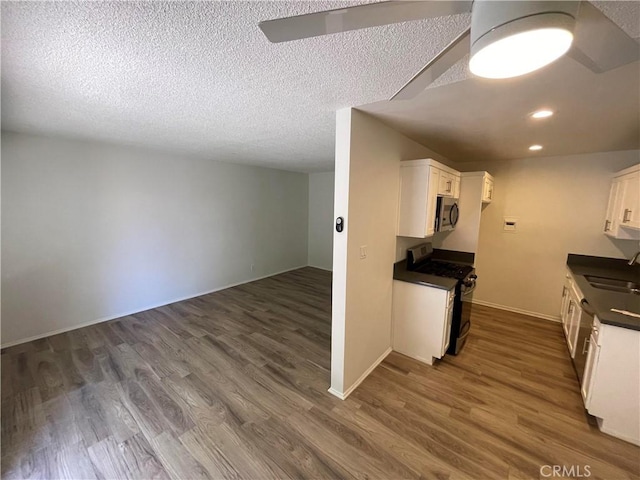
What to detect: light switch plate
<box><xmin>359</xmin><ymin>245</ymin><xmax>368</xmax><ymax>259</ymax></box>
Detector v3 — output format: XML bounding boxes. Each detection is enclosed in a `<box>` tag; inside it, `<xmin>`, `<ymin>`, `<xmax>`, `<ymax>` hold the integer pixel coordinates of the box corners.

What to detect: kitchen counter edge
<box><xmin>393</xmin><ymin>261</ymin><xmax>458</xmax><ymax>291</ymax></box>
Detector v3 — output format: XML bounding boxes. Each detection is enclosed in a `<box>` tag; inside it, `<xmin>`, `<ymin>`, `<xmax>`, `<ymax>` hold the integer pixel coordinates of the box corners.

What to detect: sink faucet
<box><xmin>629</xmin><ymin>251</ymin><xmax>640</xmax><ymax>266</ymax></box>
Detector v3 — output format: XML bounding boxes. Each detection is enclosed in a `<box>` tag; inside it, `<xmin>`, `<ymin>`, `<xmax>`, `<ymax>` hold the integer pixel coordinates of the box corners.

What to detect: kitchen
<box><xmin>329</xmin><ymin>104</ymin><xmax>640</xmax><ymax>476</ymax></box>
<box><xmin>329</xmin><ymin>11</ymin><xmax>640</xmax><ymax>456</ymax></box>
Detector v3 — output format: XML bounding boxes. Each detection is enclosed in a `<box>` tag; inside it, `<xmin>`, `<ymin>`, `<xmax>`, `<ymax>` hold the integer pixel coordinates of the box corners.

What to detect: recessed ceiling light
<box><xmin>531</xmin><ymin>109</ymin><xmax>554</xmax><ymax>119</ymax></box>
<box><xmin>529</xmin><ymin>145</ymin><xmax>543</xmax><ymax>151</ymax></box>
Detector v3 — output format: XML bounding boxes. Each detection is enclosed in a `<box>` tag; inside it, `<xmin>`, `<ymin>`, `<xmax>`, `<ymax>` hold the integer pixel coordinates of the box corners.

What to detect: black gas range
<box><xmin>406</xmin><ymin>243</ymin><xmax>476</xmax><ymax>355</ymax></box>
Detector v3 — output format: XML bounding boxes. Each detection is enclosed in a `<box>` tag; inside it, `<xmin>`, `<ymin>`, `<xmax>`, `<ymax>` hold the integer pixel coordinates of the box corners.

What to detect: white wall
<box><xmin>461</xmin><ymin>150</ymin><xmax>640</xmax><ymax>320</ymax></box>
<box><xmin>1</xmin><ymin>131</ymin><xmax>309</xmax><ymax>346</ymax></box>
<box><xmin>308</xmin><ymin>172</ymin><xmax>334</xmax><ymax>271</ymax></box>
<box><xmin>330</xmin><ymin>109</ymin><xmax>437</xmax><ymax>398</ymax></box>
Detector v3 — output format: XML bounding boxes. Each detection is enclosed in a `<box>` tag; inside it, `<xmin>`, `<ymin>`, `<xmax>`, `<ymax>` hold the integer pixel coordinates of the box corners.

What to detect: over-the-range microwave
<box><xmin>435</xmin><ymin>196</ymin><xmax>459</xmax><ymax>232</ymax></box>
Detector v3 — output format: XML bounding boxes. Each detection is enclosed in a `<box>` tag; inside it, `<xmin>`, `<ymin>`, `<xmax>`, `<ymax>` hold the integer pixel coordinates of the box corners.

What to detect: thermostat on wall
<box><xmin>503</xmin><ymin>217</ymin><xmax>518</xmax><ymax>233</ymax></box>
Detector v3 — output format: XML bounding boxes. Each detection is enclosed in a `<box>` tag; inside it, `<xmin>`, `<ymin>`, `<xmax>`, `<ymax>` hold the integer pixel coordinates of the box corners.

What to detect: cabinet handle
<box><xmin>446</xmin><ymin>180</ymin><xmax>452</xmax><ymax>192</ymax></box>
<box><xmin>623</xmin><ymin>209</ymin><xmax>632</xmax><ymax>223</ymax></box>
<box><xmin>488</xmin><ymin>189</ymin><xmax>493</xmax><ymax>200</ymax></box>
<box><xmin>604</xmin><ymin>219</ymin><xmax>611</xmax><ymax>232</ymax></box>
<box><xmin>562</xmin><ymin>286</ymin><xmax>567</xmax><ymax>297</ymax></box>
<box><xmin>582</xmin><ymin>336</ymin><xmax>590</xmax><ymax>355</ymax></box>
<box><xmin>568</xmin><ymin>301</ymin><xmax>574</xmax><ymax>315</ymax></box>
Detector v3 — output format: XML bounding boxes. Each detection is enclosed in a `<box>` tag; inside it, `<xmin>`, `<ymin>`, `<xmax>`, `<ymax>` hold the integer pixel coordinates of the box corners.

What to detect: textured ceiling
<box><xmin>1</xmin><ymin>0</ymin><xmax>471</xmax><ymax>172</ymax></box>
<box><xmin>2</xmin><ymin>1</ymin><xmax>639</xmax><ymax>172</ymax></box>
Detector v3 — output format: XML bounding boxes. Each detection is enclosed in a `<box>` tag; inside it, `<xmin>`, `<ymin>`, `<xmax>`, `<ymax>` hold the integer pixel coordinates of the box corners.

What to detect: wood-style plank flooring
<box><xmin>2</xmin><ymin>267</ymin><xmax>639</xmax><ymax>479</ymax></box>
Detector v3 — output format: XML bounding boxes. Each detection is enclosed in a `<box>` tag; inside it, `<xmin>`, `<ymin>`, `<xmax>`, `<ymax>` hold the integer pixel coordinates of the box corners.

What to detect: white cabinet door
<box><xmin>565</xmin><ymin>281</ymin><xmax>583</xmax><ymax>359</ymax></box>
<box><xmin>560</xmin><ymin>280</ymin><xmax>572</xmax><ymax>336</ymax></box>
<box><xmin>566</xmin><ymin>298</ymin><xmax>578</xmax><ymax>357</ymax></box>
<box><xmin>425</xmin><ymin>167</ymin><xmax>440</xmax><ymax>237</ymax></box>
<box><xmin>482</xmin><ymin>177</ymin><xmax>494</xmax><ymax>203</ymax></box>
<box><xmin>453</xmin><ymin>176</ymin><xmax>461</xmax><ymax>199</ymax></box>
<box><xmin>392</xmin><ymin>280</ymin><xmax>452</xmax><ymax>365</ymax></box>
<box><xmin>604</xmin><ymin>178</ymin><xmax>622</xmax><ymax>235</ymax></box>
<box><xmin>438</xmin><ymin>170</ymin><xmax>454</xmax><ymax>197</ymax></box>
<box><xmin>604</xmin><ymin>165</ymin><xmax>640</xmax><ymax>239</ymax></box>
<box><xmin>398</xmin><ymin>164</ymin><xmax>430</xmax><ymax>238</ymax></box>
<box><xmin>581</xmin><ymin>319</ymin><xmax>600</xmax><ymax>408</ymax></box>
<box><xmin>618</xmin><ymin>171</ymin><xmax>640</xmax><ymax>229</ymax></box>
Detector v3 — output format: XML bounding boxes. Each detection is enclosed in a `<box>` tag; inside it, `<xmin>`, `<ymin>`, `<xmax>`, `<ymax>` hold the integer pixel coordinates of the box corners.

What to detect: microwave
<box><xmin>435</xmin><ymin>196</ymin><xmax>459</xmax><ymax>232</ymax></box>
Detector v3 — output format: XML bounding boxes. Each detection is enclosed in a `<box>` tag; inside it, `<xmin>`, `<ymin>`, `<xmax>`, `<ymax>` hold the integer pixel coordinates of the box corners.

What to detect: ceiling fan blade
<box><xmin>258</xmin><ymin>1</ymin><xmax>472</xmax><ymax>43</ymax></box>
<box><xmin>390</xmin><ymin>28</ymin><xmax>470</xmax><ymax>101</ymax></box>
<box><xmin>568</xmin><ymin>1</ymin><xmax>640</xmax><ymax>73</ymax></box>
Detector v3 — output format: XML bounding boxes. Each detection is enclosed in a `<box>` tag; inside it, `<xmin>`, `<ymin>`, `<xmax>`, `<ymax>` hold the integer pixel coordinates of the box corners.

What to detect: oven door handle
<box><xmin>458</xmin><ymin>320</ymin><xmax>472</xmax><ymax>340</ymax></box>
<box><xmin>462</xmin><ymin>282</ymin><xmax>477</xmax><ymax>296</ymax></box>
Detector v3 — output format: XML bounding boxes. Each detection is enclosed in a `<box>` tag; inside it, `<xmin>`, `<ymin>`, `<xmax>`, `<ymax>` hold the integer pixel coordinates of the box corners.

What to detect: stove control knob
<box><xmin>469</xmin><ymin>274</ymin><xmax>478</xmax><ymax>280</ymax></box>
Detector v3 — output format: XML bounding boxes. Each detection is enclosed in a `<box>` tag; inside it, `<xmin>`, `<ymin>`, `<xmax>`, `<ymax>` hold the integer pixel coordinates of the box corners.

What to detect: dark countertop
<box><xmin>567</xmin><ymin>254</ymin><xmax>640</xmax><ymax>331</ymax></box>
<box><xmin>393</xmin><ymin>261</ymin><xmax>458</xmax><ymax>290</ymax></box>
<box><xmin>393</xmin><ymin>248</ymin><xmax>474</xmax><ymax>290</ymax></box>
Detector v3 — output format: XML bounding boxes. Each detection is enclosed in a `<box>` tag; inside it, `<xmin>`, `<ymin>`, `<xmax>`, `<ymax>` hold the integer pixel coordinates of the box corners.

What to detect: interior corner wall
<box><xmin>460</xmin><ymin>150</ymin><xmax>640</xmax><ymax>320</ymax></box>
<box><xmin>308</xmin><ymin>172</ymin><xmax>335</xmax><ymax>271</ymax></box>
<box><xmin>1</xmin><ymin>131</ymin><xmax>309</xmax><ymax>346</ymax></box>
<box><xmin>330</xmin><ymin>108</ymin><xmax>435</xmax><ymax>398</ymax></box>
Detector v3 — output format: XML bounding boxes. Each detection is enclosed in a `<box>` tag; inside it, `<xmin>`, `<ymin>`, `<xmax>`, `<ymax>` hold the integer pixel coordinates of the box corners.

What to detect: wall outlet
<box><xmin>359</xmin><ymin>245</ymin><xmax>368</xmax><ymax>259</ymax></box>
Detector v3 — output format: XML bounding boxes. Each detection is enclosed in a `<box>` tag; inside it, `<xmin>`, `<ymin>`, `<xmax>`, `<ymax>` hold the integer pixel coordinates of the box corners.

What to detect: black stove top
<box><xmin>413</xmin><ymin>260</ymin><xmax>474</xmax><ymax>280</ymax></box>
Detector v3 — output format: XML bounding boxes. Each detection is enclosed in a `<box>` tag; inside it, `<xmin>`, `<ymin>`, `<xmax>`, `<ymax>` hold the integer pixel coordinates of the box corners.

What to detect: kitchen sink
<box><xmin>585</xmin><ymin>275</ymin><xmax>640</xmax><ymax>294</ymax></box>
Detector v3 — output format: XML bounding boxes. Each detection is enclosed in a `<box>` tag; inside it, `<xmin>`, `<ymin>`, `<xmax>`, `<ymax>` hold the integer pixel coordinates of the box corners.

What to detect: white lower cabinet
<box><xmin>560</xmin><ymin>270</ymin><xmax>640</xmax><ymax>445</ymax></box>
<box><xmin>392</xmin><ymin>280</ymin><xmax>455</xmax><ymax>365</ymax></box>
<box><xmin>587</xmin><ymin>320</ymin><xmax>640</xmax><ymax>446</ymax></box>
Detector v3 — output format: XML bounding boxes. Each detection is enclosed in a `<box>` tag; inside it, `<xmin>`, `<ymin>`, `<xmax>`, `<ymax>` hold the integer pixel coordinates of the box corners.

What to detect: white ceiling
<box><xmin>2</xmin><ymin>1</ymin><xmax>639</xmax><ymax>172</ymax></box>
<box><xmin>360</xmin><ymin>57</ymin><xmax>640</xmax><ymax>162</ymax></box>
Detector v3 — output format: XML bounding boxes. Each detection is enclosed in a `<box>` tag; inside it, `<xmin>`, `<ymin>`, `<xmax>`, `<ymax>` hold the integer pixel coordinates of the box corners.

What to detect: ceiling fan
<box><xmin>258</xmin><ymin>1</ymin><xmax>640</xmax><ymax>100</ymax></box>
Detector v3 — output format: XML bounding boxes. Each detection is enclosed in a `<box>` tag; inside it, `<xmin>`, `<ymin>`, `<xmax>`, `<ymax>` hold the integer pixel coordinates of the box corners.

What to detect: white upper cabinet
<box><xmin>618</xmin><ymin>170</ymin><xmax>640</xmax><ymax>229</ymax></box>
<box><xmin>438</xmin><ymin>171</ymin><xmax>456</xmax><ymax>197</ymax></box>
<box><xmin>482</xmin><ymin>174</ymin><xmax>495</xmax><ymax>203</ymax></box>
<box><xmin>397</xmin><ymin>159</ymin><xmax>461</xmax><ymax>238</ymax></box>
<box><xmin>604</xmin><ymin>164</ymin><xmax>640</xmax><ymax>239</ymax></box>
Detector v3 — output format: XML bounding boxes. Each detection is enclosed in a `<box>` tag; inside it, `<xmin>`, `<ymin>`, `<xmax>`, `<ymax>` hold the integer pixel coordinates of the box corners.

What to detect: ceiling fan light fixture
<box><xmin>469</xmin><ymin>11</ymin><xmax>576</xmax><ymax>80</ymax></box>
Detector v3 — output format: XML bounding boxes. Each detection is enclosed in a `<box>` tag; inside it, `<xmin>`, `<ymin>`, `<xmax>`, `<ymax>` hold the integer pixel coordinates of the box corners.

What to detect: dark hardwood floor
<box><xmin>2</xmin><ymin>267</ymin><xmax>639</xmax><ymax>479</ymax></box>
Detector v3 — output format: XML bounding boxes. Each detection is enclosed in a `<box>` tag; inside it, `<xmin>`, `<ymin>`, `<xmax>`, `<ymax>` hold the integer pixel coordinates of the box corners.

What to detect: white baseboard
<box><xmin>598</xmin><ymin>418</ymin><xmax>640</xmax><ymax>446</ymax></box>
<box><xmin>328</xmin><ymin>347</ymin><xmax>392</xmax><ymax>400</ymax></box>
<box><xmin>307</xmin><ymin>264</ymin><xmax>332</xmax><ymax>272</ymax></box>
<box><xmin>1</xmin><ymin>265</ymin><xmax>307</xmax><ymax>349</ymax></box>
<box><xmin>471</xmin><ymin>299</ymin><xmax>561</xmax><ymax>323</ymax></box>
<box><xmin>327</xmin><ymin>387</ymin><xmax>346</xmax><ymax>400</ymax></box>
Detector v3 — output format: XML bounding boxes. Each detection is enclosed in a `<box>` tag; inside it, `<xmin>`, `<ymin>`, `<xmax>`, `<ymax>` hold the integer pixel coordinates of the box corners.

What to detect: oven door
<box><xmin>454</xmin><ymin>279</ymin><xmax>475</xmax><ymax>354</ymax></box>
